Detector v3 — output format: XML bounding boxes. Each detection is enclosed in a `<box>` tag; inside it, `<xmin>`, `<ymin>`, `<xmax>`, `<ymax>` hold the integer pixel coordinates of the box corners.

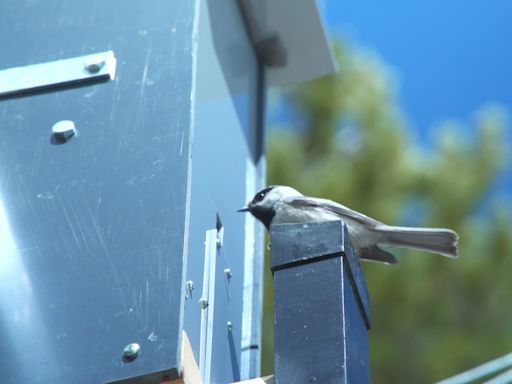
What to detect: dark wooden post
<box><xmin>271</xmin><ymin>220</ymin><xmax>371</xmax><ymax>384</ymax></box>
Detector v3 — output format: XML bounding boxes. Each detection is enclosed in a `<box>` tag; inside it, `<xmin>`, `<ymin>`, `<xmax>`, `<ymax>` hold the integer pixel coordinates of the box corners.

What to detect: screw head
<box><xmin>199</xmin><ymin>297</ymin><xmax>208</xmax><ymax>309</ymax></box>
<box><xmin>123</xmin><ymin>343</ymin><xmax>140</xmax><ymax>361</ymax></box>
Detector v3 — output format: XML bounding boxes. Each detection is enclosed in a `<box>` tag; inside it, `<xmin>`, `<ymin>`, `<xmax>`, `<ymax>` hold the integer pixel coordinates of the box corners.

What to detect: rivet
<box><xmin>199</xmin><ymin>297</ymin><xmax>208</xmax><ymax>309</ymax></box>
<box><xmin>224</xmin><ymin>268</ymin><xmax>232</xmax><ymax>280</ymax></box>
<box><xmin>123</xmin><ymin>343</ymin><xmax>140</xmax><ymax>361</ymax></box>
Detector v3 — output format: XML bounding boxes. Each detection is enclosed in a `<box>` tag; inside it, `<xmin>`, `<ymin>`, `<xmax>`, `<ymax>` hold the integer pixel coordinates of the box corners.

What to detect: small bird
<box><xmin>238</xmin><ymin>185</ymin><xmax>459</xmax><ymax>264</ymax></box>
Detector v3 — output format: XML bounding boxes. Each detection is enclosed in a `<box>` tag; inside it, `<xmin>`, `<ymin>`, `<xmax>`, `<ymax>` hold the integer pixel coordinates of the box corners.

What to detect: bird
<box><xmin>238</xmin><ymin>185</ymin><xmax>459</xmax><ymax>264</ymax></box>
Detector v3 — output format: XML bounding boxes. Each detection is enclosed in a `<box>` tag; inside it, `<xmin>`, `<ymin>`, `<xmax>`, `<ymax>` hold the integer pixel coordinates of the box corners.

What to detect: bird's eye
<box><xmin>252</xmin><ymin>187</ymin><xmax>274</xmax><ymax>204</ymax></box>
<box><xmin>253</xmin><ymin>191</ymin><xmax>266</xmax><ymax>203</ymax></box>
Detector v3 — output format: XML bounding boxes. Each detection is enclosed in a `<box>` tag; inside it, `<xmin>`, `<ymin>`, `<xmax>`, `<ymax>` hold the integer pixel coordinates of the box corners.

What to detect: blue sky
<box><xmin>318</xmin><ymin>0</ymin><xmax>512</xmax><ymax>144</ymax></box>
<box><xmin>267</xmin><ymin>0</ymin><xmax>512</xmax><ymax>195</ymax></box>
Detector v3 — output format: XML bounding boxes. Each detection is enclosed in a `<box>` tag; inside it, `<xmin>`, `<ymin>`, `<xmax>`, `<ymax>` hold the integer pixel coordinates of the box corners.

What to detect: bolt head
<box><xmin>123</xmin><ymin>343</ymin><xmax>140</xmax><ymax>361</ymax></box>
<box><xmin>227</xmin><ymin>321</ymin><xmax>233</xmax><ymax>331</ymax></box>
<box><xmin>51</xmin><ymin>120</ymin><xmax>76</xmax><ymax>142</ymax></box>
<box><xmin>186</xmin><ymin>280</ymin><xmax>194</xmax><ymax>291</ymax></box>
<box><xmin>83</xmin><ymin>57</ymin><xmax>106</xmax><ymax>73</ymax></box>
<box><xmin>224</xmin><ymin>268</ymin><xmax>232</xmax><ymax>279</ymax></box>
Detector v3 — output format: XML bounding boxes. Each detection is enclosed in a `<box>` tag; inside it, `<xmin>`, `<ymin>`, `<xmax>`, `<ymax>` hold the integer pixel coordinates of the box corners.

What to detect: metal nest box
<box><xmin>0</xmin><ymin>1</ymin><xmax>334</xmax><ymax>383</ymax></box>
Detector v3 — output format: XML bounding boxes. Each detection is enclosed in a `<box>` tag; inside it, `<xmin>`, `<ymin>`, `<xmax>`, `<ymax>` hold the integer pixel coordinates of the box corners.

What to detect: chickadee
<box><xmin>239</xmin><ymin>185</ymin><xmax>459</xmax><ymax>264</ymax></box>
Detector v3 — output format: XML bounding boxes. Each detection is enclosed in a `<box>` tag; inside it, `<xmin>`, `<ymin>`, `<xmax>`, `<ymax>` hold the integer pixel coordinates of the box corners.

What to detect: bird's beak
<box><xmin>237</xmin><ymin>206</ymin><xmax>251</xmax><ymax>212</ymax></box>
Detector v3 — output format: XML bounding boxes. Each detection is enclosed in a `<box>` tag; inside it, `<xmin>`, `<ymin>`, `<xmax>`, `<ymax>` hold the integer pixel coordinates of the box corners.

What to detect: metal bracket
<box><xmin>0</xmin><ymin>50</ymin><xmax>117</xmax><ymax>99</ymax></box>
<box><xmin>199</xmin><ymin>229</ymin><xmax>218</xmax><ymax>383</ymax></box>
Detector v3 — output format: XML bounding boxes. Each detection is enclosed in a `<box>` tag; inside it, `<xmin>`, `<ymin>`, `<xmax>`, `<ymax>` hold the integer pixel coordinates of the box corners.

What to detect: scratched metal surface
<box><xmin>0</xmin><ymin>1</ymin><xmax>196</xmax><ymax>382</ymax></box>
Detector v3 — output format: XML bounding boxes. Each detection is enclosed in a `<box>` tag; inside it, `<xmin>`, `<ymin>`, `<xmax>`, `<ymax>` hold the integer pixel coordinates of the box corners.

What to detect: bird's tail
<box><xmin>373</xmin><ymin>225</ymin><xmax>459</xmax><ymax>258</ymax></box>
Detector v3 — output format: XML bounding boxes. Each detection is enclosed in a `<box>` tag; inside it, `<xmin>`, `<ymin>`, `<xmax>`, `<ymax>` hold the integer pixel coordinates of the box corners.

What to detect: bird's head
<box><xmin>238</xmin><ymin>185</ymin><xmax>302</xmax><ymax>229</ymax></box>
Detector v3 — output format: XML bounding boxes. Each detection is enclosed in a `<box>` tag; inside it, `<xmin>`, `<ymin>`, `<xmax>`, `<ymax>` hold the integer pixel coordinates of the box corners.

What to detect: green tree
<box><xmin>262</xmin><ymin>40</ymin><xmax>512</xmax><ymax>383</ymax></box>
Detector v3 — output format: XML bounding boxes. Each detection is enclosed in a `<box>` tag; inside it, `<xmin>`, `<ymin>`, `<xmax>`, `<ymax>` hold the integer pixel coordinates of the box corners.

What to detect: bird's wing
<box><xmin>285</xmin><ymin>196</ymin><xmax>385</xmax><ymax>227</ymax></box>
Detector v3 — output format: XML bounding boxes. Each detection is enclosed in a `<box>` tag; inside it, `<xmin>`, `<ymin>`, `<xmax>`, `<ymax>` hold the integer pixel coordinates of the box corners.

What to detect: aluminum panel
<box><xmin>0</xmin><ymin>1</ymin><xmax>198</xmax><ymax>382</ymax></box>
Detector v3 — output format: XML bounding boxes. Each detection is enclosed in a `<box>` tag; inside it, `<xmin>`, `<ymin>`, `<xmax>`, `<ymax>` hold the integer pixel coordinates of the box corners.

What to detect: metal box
<box><xmin>0</xmin><ymin>0</ymin><xmax>264</xmax><ymax>383</ymax></box>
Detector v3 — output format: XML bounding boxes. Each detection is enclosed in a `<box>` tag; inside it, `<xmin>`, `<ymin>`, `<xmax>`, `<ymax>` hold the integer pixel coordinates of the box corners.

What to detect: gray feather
<box><xmin>373</xmin><ymin>226</ymin><xmax>459</xmax><ymax>258</ymax></box>
<box><xmin>359</xmin><ymin>246</ymin><xmax>399</xmax><ymax>264</ymax></box>
<box><xmin>287</xmin><ymin>196</ymin><xmax>383</xmax><ymax>227</ymax></box>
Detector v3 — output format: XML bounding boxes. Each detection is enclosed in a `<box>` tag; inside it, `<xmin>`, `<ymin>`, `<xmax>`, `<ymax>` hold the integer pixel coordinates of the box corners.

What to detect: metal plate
<box><xmin>0</xmin><ymin>1</ymin><xmax>197</xmax><ymax>383</ymax></box>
